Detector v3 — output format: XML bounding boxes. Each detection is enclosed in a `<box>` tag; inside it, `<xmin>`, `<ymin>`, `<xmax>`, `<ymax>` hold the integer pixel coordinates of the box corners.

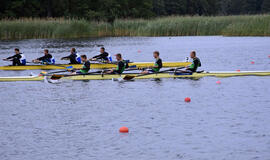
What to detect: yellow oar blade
<box><xmin>123</xmin><ymin>75</ymin><xmax>136</xmax><ymax>80</ymax></box>
<box><xmin>50</xmin><ymin>74</ymin><xmax>65</xmax><ymax>80</ymax></box>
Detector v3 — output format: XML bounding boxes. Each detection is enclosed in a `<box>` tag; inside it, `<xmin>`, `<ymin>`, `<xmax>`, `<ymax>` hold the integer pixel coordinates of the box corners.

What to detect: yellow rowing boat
<box><xmin>0</xmin><ymin>62</ymin><xmax>191</xmax><ymax>70</ymax></box>
<box><xmin>0</xmin><ymin>71</ymin><xmax>269</xmax><ymax>82</ymax></box>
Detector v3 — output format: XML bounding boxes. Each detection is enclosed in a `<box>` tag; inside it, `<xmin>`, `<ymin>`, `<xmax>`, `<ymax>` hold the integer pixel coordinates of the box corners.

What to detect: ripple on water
<box><xmin>1</xmin><ymin>37</ymin><xmax>270</xmax><ymax>160</ymax></box>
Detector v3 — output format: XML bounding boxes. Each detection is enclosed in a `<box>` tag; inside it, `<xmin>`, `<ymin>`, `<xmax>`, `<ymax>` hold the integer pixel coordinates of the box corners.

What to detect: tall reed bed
<box><xmin>0</xmin><ymin>15</ymin><xmax>269</xmax><ymax>40</ymax></box>
<box><xmin>113</xmin><ymin>15</ymin><xmax>270</xmax><ymax>36</ymax></box>
<box><xmin>0</xmin><ymin>18</ymin><xmax>108</xmax><ymax>39</ymax></box>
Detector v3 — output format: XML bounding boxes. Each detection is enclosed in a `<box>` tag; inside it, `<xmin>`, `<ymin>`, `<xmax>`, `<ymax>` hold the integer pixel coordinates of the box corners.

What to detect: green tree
<box><xmin>164</xmin><ymin>0</ymin><xmax>187</xmax><ymax>15</ymax></box>
<box><xmin>262</xmin><ymin>0</ymin><xmax>270</xmax><ymax>12</ymax></box>
<box><xmin>153</xmin><ymin>0</ymin><xmax>166</xmax><ymax>16</ymax></box>
<box><xmin>243</xmin><ymin>0</ymin><xmax>259</xmax><ymax>14</ymax></box>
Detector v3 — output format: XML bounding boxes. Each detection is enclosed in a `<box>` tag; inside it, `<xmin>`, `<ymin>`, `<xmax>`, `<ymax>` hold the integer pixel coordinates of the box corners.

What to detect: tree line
<box><xmin>0</xmin><ymin>0</ymin><xmax>270</xmax><ymax>22</ymax></box>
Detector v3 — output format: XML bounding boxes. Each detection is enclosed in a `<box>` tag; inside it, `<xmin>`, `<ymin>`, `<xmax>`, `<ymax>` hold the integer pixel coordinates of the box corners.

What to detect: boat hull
<box><xmin>0</xmin><ymin>71</ymin><xmax>270</xmax><ymax>82</ymax></box>
<box><xmin>0</xmin><ymin>62</ymin><xmax>191</xmax><ymax>70</ymax></box>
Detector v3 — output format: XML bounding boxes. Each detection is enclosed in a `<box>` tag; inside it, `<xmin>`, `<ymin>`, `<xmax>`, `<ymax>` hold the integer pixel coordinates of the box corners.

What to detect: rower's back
<box><xmin>188</xmin><ymin>51</ymin><xmax>201</xmax><ymax>72</ymax></box>
<box><xmin>192</xmin><ymin>57</ymin><xmax>201</xmax><ymax>72</ymax></box>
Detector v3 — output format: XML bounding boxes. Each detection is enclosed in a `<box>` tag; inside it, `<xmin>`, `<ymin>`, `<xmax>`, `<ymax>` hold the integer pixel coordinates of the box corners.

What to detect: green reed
<box><xmin>0</xmin><ymin>15</ymin><xmax>269</xmax><ymax>40</ymax></box>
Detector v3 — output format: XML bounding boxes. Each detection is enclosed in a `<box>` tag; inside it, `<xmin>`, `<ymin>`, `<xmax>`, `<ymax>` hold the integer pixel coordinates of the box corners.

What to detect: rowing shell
<box><xmin>0</xmin><ymin>71</ymin><xmax>269</xmax><ymax>82</ymax></box>
<box><xmin>0</xmin><ymin>62</ymin><xmax>191</xmax><ymax>70</ymax></box>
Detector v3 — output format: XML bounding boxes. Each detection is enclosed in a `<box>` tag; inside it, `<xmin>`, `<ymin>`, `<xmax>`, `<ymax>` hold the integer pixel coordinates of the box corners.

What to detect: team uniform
<box><xmin>187</xmin><ymin>57</ymin><xmax>201</xmax><ymax>72</ymax></box>
<box><xmin>93</xmin><ymin>52</ymin><xmax>112</xmax><ymax>62</ymax></box>
<box><xmin>37</xmin><ymin>54</ymin><xmax>55</xmax><ymax>64</ymax></box>
<box><xmin>149</xmin><ymin>58</ymin><xmax>162</xmax><ymax>73</ymax></box>
<box><xmin>77</xmin><ymin>60</ymin><xmax>91</xmax><ymax>74</ymax></box>
<box><xmin>6</xmin><ymin>53</ymin><xmax>26</xmax><ymax>66</ymax></box>
<box><xmin>62</xmin><ymin>52</ymin><xmax>81</xmax><ymax>64</ymax></box>
<box><xmin>112</xmin><ymin>60</ymin><xmax>128</xmax><ymax>74</ymax></box>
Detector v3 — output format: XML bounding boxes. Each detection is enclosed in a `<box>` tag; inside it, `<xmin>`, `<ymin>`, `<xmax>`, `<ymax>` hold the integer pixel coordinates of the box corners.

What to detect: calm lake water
<box><xmin>0</xmin><ymin>36</ymin><xmax>270</xmax><ymax>160</ymax></box>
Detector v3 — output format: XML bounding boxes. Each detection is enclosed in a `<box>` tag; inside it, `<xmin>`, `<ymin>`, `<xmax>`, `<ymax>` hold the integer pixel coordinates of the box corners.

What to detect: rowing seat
<box><xmin>174</xmin><ymin>72</ymin><xmax>193</xmax><ymax>76</ymax></box>
<box><xmin>196</xmin><ymin>70</ymin><xmax>204</xmax><ymax>73</ymax></box>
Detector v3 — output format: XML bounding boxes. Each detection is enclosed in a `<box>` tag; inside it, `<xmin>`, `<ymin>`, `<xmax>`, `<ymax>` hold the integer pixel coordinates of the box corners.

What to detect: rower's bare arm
<box><xmin>90</xmin><ymin>58</ymin><xmax>97</xmax><ymax>61</ymax></box>
<box><xmin>32</xmin><ymin>59</ymin><xmax>39</xmax><ymax>63</ymax></box>
<box><xmin>105</xmin><ymin>69</ymin><xmax>113</xmax><ymax>74</ymax></box>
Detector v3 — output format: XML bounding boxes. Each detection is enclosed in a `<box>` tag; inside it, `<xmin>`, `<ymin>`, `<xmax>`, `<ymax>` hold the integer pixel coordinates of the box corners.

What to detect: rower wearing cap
<box><xmin>186</xmin><ymin>51</ymin><xmax>201</xmax><ymax>72</ymax></box>
<box><xmin>73</xmin><ymin>55</ymin><xmax>90</xmax><ymax>74</ymax></box>
<box><xmin>32</xmin><ymin>49</ymin><xmax>55</xmax><ymax>64</ymax></box>
<box><xmin>61</xmin><ymin>48</ymin><xmax>81</xmax><ymax>64</ymax></box>
<box><xmin>106</xmin><ymin>53</ymin><xmax>127</xmax><ymax>74</ymax></box>
<box><xmin>141</xmin><ymin>51</ymin><xmax>162</xmax><ymax>74</ymax></box>
<box><xmin>3</xmin><ymin>48</ymin><xmax>26</xmax><ymax>66</ymax></box>
<box><xmin>90</xmin><ymin>47</ymin><xmax>112</xmax><ymax>63</ymax></box>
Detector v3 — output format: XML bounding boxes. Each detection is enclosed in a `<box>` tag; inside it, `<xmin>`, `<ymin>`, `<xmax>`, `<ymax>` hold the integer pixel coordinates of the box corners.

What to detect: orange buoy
<box><xmin>185</xmin><ymin>97</ymin><xmax>191</xmax><ymax>102</ymax></box>
<box><xmin>236</xmin><ymin>69</ymin><xmax>241</xmax><ymax>72</ymax></box>
<box><xmin>119</xmin><ymin>127</ymin><xmax>129</xmax><ymax>133</ymax></box>
<box><xmin>251</xmin><ymin>61</ymin><xmax>255</xmax><ymax>64</ymax></box>
<box><xmin>216</xmin><ymin>80</ymin><xmax>221</xmax><ymax>84</ymax></box>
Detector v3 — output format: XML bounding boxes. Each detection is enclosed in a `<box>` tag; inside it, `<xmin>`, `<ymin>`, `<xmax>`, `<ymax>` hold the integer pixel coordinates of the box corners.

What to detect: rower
<box><xmin>73</xmin><ymin>55</ymin><xmax>90</xmax><ymax>74</ymax></box>
<box><xmin>141</xmin><ymin>51</ymin><xmax>162</xmax><ymax>74</ymax></box>
<box><xmin>61</xmin><ymin>48</ymin><xmax>81</xmax><ymax>64</ymax></box>
<box><xmin>106</xmin><ymin>53</ymin><xmax>127</xmax><ymax>74</ymax></box>
<box><xmin>90</xmin><ymin>47</ymin><xmax>112</xmax><ymax>63</ymax></box>
<box><xmin>32</xmin><ymin>49</ymin><xmax>55</xmax><ymax>64</ymax></box>
<box><xmin>185</xmin><ymin>51</ymin><xmax>201</xmax><ymax>72</ymax></box>
<box><xmin>3</xmin><ymin>48</ymin><xmax>26</xmax><ymax>66</ymax></box>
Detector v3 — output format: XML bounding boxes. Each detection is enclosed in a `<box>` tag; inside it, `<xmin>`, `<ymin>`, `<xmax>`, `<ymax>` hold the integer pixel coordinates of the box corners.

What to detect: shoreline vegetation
<box><xmin>0</xmin><ymin>15</ymin><xmax>270</xmax><ymax>40</ymax></box>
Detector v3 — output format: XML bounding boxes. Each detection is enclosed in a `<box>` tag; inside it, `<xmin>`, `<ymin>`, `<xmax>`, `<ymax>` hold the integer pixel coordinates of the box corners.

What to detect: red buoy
<box><xmin>119</xmin><ymin>127</ymin><xmax>129</xmax><ymax>133</ymax></box>
<box><xmin>236</xmin><ymin>70</ymin><xmax>241</xmax><ymax>72</ymax></box>
<box><xmin>268</xmin><ymin>55</ymin><xmax>270</xmax><ymax>58</ymax></box>
<box><xmin>138</xmin><ymin>50</ymin><xmax>142</xmax><ymax>53</ymax></box>
<box><xmin>216</xmin><ymin>80</ymin><xmax>221</xmax><ymax>84</ymax></box>
<box><xmin>251</xmin><ymin>61</ymin><xmax>255</xmax><ymax>64</ymax></box>
<box><xmin>185</xmin><ymin>97</ymin><xmax>191</xmax><ymax>102</ymax></box>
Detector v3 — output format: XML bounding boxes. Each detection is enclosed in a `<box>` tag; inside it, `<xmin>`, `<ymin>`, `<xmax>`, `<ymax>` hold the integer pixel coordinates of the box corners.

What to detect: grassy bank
<box><xmin>0</xmin><ymin>15</ymin><xmax>269</xmax><ymax>40</ymax></box>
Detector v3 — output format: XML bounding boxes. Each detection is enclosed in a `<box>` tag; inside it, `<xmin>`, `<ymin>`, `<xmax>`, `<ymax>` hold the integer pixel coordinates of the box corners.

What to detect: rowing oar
<box><xmin>122</xmin><ymin>67</ymin><xmax>185</xmax><ymax>80</ymax></box>
<box><xmin>47</xmin><ymin>67</ymin><xmax>142</xmax><ymax>80</ymax></box>
<box><xmin>38</xmin><ymin>62</ymin><xmax>75</xmax><ymax>70</ymax></box>
<box><xmin>48</xmin><ymin>70</ymin><xmax>108</xmax><ymax>80</ymax></box>
<box><xmin>40</xmin><ymin>67</ymin><xmax>74</xmax><ymax>76</ymax></box>
<box><xmin>3</xmin><ymin>59</ymin><xmax>45</xmax><ymax>66</ymax></box>
<box><xmin>3</xmin><ymin>59</ymin><xmax>74</xmax><ymax>70</ymax></box>
<box><xmin>4</xmin><ymin>59</ymin><xmax>43</xmax><ymax>65</ymax></box>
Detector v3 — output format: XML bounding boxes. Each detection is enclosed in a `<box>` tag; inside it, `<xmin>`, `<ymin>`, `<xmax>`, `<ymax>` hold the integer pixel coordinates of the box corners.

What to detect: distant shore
<box><xmin>0</xmin><ymin>15</ymin><xmax>269</xmax><ymax>40</ymax></box>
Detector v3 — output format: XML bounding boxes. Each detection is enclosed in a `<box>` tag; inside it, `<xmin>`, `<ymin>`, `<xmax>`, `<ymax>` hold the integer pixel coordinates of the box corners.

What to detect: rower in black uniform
<box><xmin>61</xmin><ymin>48</ymin><xmax>81</xmax><ymax>64</ymax></box>
<box><xmin>90</xmin><ymin>47</ymin><xmax>112</xmax><ymax>63</ymax></box>
<box><xmin>141</xmin><ymin>51</ymin><xmax>163</xmax><ymax>74</ymax></box>
<box><xmin>106</xmin><ymin>53</ymin><xmax>127</xmax><ymax>74</ymax></box>
<box><xmin>73</xmin><ymin>55</ymin><xmax>90</xmax><ymax>74</ymax></box>
<box><xmin>3</xmin><ymin>48</ymin><xmax>26</xmax><ymax>66</ymax></box>
<box><xmin>186</xmin><ymin>51</ymin><xmax>201</xmax><ymax>72</ymax></box>
<box><xmin>32</xmin><ymin>49</ymin><xmax>55</xmax><ymax>64</ymax></box>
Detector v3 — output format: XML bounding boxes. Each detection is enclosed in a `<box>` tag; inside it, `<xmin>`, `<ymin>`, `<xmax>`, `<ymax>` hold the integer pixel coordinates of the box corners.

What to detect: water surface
<box><xmin>0</xmin><ymin>36</ymin><xmax>270</xmax><ymax>160</ymax></box>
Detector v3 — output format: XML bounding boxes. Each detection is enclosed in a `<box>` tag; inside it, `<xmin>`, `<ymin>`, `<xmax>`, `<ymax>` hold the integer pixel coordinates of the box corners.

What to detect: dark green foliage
<box><xmin>0</xmin><ymin>0</ymin><xmax>270</xmax><ymax>20</ymax></box>
<box><xmin>262</xmin><ymin>0</ymin><xmax>270</xmax><ymax>12</ymax></box>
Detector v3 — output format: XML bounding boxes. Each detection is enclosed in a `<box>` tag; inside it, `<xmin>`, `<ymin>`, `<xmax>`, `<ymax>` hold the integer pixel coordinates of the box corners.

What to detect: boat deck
<box><xmin>0</xmin><ymin>62</ymin><xmax>191</xmax><ymax>70</ymax></box>
<box><xmin>0</xmin><ymin>71</ymin><xmax>270</xmax><ymax>82</ymax></box>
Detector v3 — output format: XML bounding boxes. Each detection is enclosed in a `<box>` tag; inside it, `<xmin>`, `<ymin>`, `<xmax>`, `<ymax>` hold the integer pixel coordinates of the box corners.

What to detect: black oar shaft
<box><xmin>123</xmin><ymin>67</ymin><xmax>185</xmax><ymax>80</ymax></box>
<box><xmin>137</xmin><ymin>67</ymin><xmax>184</xmax><ymax>78</ymax></box>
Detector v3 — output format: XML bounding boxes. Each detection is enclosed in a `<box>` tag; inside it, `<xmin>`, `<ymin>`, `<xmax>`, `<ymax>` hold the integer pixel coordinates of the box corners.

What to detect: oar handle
<box><xmin>41</xmin><ymin>65</ymin><xmax>74</xmax><ymax>76</ymax></box>
<box><xmin>3</xmin><ymin>59</ymin><xmax>12</xmax><ymax>61</ymax></box>
<box><xmin>135</xmin><ymin>67</ymin><xmax>185</xmax><ymax>78</ymax></box>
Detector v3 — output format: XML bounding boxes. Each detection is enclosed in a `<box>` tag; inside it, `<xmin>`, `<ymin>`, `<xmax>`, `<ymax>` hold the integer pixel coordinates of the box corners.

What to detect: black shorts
<box><xmin>147</xmin><ymin>69</ymin><xmax>158</xmax><ymax>73</ymax></box>
<box><xmin>111</xmin><ymin>70</ymin><xmax>121</xmax><ymax>74</ymax></box>
<box><xmin>186</xmin><ymin>68</ymin><xmax>195</xmax><ymax>73</ymax></box>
